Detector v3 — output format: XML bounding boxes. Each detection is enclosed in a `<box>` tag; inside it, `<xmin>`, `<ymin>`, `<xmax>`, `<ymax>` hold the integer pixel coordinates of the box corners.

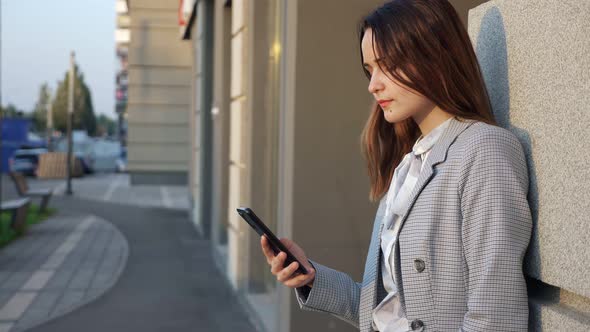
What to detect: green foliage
<box><xmin>31</xmin><ymin>83</ymin><xmax>51</xmax><ymax>132</ymax></box>
<box><xmin>0</xmin><ymin>104</ymin><xmax>28</xmax><ymax>118</ymax></box>
<box><xmin>0</xmin><ymin>204</ymin><xmax>56</xmax><ymax>247</ymax></box>
<box><xmin>96</xmin><ymin>114</ymin><xmax>117</xmax><ymax>137</ymax></box>
<box><xmin>51</xmin><ymin>65</ymin><xmax>97</xmax><ymax>136</ymax></box>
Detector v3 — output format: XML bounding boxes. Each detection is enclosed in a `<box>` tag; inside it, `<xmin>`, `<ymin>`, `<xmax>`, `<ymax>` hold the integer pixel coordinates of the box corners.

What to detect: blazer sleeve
<box><xmin>293</xmin><ymin>259</ymin><xmax>361</xmax><ymax>329</ymax></box>
<box><xmin>457</xmin><ymin>129</ymin><xmax>533</xmax><ymax>332</ymax></box>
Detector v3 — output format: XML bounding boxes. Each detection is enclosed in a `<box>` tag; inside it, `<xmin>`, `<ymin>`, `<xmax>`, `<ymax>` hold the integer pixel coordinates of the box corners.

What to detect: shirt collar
<box><xmin>412</xmin><ymin>117</ymin><xmax>454</xmax><ymax>156</ymax></box>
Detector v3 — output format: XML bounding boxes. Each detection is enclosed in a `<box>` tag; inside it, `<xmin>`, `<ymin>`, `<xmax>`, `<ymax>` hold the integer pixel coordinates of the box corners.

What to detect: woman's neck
<box><xmin>413</xmin><ymin>106</ymin><xmax>454</xmax><ymax>137</ymax></box>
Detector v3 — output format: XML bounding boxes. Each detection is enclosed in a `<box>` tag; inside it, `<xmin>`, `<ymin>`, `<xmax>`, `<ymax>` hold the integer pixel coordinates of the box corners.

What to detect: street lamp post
<box><xmin>0</xmin><ymin>0</ymin><xmax>4</xmax><ymax>203</ymax></box>
<box><xmin>66</xmin><ymin>51</ymin><xmax>75</xmax><ymax>195</ymax></box>
<box><xmin>46</xmin><ymin>89</ymin><xmax>53</xmax><ymax>150</ymax></box>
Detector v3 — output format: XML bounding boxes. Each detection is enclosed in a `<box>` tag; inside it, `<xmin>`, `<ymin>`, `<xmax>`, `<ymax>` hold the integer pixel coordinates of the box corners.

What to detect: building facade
<box><xmin>126</xmin><ymin>0</ymin><xmax>192</xmax><ymax>185</ymax></box>
<box><xmin>115</xmin><ymin>0</ymin><xmax>130</xmax><ymax>147</ymax></box>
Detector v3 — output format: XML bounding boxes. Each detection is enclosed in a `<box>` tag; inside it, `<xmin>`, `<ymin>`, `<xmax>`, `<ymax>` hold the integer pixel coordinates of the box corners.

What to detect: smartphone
<box><xmin>236</xmin><ymin>207</ymin><xmax>308</xmax><ymax>275</ymax></box>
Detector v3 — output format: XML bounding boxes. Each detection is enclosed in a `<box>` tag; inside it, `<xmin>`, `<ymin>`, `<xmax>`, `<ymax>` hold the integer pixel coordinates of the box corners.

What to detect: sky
<box><xmin>1</xmin><ymin>0</ymin><xmax>117</xmax><ymax>118</ymax></box>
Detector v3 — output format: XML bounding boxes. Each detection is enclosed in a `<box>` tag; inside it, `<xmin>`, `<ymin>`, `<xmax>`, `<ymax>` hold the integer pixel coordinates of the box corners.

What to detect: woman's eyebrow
<box><xmin>363</xmin><ymin>58</ymin><xmax>383</xmax><ymax>69</ymax></box>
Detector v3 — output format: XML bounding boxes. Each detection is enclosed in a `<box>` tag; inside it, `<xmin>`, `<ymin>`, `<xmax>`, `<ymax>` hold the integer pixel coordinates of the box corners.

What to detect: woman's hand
<box><xmin>260</xmin><ymin>235</ymin><xmax>316</xmax><ymax>289</ymax></box>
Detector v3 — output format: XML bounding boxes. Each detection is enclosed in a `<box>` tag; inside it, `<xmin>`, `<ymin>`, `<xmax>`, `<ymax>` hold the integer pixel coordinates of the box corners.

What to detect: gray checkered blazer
<box><xmin>295</xmin><ymin>117</ymin><xmax>533</xmax><ymax>331</ymax></box>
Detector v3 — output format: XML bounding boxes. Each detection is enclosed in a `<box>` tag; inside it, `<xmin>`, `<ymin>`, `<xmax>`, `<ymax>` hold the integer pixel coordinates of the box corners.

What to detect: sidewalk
<box><xmin>11</xmin><ymin>173</ymin><xmax>190</xmax><ymax>210</ymax></box>
<box><xmin>0</xmin><ymin>213</ymin><xmax>127</xmax><ymax>332</ymax></box>
<box><xmin>0</xmin><ymin>175</ymin><xmax>258</xmax><ymax>331</ymax></box>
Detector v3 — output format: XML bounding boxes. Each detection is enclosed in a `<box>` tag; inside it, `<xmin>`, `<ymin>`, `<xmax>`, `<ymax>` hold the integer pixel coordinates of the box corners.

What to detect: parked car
<box><xmin>115</xmin><ymin>146</ymin><xmax>127</xmax><ymax>173</ymax></box>
<box><xmin>93</xmin><ymin>139</ymin><xmax>123</xmax><ymax>172</ymax></box>
<box><xmin>8</xmin><ymin>148</ymin><xmax>48</xmax><ymax>176</ymax></box>
<box><xmin>55</xmin><ymin>131</ymin><xmax>95</xmax><ymax>174</ymax></box>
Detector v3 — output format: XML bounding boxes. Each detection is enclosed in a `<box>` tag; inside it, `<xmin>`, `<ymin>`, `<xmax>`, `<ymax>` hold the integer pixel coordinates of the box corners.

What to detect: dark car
<box><xmin>8</xmin><ymin>148</ymin><xmax>48</xmax><ymax>176</ymax></box>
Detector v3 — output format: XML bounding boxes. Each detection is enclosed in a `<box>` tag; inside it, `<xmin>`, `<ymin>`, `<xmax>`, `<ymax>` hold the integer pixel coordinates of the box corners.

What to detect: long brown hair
<box><xmin>359</xmin><ymin>0</ymin><xmax>497</xmax><ymax>202</ymax></box>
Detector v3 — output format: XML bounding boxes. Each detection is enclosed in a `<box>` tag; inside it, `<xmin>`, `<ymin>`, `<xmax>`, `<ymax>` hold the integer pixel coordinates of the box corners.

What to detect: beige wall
<box><xmin>186</xmin><ymin>0</ymin><xmax>233</xmax><ymax>283</ymax></box>
<box><xmin>189</xmin><ymin>5</ymin><xmax>199</xmax><ymax>234</ymax></box>
<box><xmin>127</xmin><ymin>0</ymin><xmax>191</xmax><ymax>184</ymax></box>
<box><xmin>189</xmin><ymin>0</ymin><xmax>215</xmax><ymax>250</ymax></box>
<box><xmin>191</xmin><ymin>2</ymin><xmax>204</xmax><ymax>236</ymax></box>
<box><xmin>279</xmin><ymin>1</ymin><xmax>384</xmax><ymax>330</ymax></box>
<box><xmin>226</xmin><ymin>0</ymin><xmax>250</xmax><ymax>291</ymax></box>
<box><xmin>210</xmin><ymin>0</ymin><xmax>232</xmax><ymax>259</ymax></box>
<box><xmin>215</xmin><ymin>2</ymin><xmax>284</xmax><ymax>331</ymax></box>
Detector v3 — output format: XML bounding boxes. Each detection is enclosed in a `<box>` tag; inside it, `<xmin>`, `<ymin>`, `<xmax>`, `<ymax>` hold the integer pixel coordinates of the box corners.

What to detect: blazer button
<box><xmin>414</xmin><ymin>259</ymin><xmax>425</xmax><ymax>273</ymax></box>
<box><xmin>410</xmin><ymin>319</ymin><xmax>424</xmax><ymax>330</ymax></box>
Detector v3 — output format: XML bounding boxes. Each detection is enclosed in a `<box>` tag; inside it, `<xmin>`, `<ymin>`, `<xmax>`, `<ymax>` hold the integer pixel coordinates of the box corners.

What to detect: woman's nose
<box><xmin>368</xmin><ymin>72</ymin><xmax>383</xmax><ymax>94</ymax></box>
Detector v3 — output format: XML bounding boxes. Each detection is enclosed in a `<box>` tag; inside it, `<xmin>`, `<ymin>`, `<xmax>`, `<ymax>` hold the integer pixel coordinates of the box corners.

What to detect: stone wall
<box><xmin>468</xmin><ymin>1</ymin><xmax>590</xmax><ymax>330</ymax></box>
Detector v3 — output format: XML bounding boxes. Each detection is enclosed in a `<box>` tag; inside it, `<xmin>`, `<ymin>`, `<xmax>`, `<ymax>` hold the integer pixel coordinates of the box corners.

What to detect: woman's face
<box><xmin>361</xmin><ymin>28</ymin><xmax>436</xmax><ymax>124</ymax></box>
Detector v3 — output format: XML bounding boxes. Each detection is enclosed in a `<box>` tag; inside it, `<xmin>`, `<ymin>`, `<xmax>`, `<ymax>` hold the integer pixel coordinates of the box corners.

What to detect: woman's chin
<box><xmin>383</xmin><ymin>109</ymin><xmax>410</xmax><ymax>124</ymax></box>
<box><xmin>383</xmin><ymin>110</ymin><xmax>400</xmax><ymax>123</ymax></box>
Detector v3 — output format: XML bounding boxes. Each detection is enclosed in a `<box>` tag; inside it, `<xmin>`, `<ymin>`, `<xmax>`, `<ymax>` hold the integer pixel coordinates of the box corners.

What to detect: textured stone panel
<box><xmin>468</xmin><ymin>0</ymin><xmax>590</xmax><ymax>303</ymax></box>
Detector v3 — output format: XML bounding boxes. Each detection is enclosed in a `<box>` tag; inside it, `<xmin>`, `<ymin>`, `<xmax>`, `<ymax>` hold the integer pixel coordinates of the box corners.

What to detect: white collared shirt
<box><xmin>371</xmin><ymin>117</ymin><xmax>453</xmax><ymax>332</ymax></box>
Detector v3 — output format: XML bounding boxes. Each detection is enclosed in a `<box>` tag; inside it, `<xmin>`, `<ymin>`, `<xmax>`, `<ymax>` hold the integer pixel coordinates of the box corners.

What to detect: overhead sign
<box><xmin>178</xmin><ymin>0</ymin><xmax>196</xmax><ymax>26</ymax></box>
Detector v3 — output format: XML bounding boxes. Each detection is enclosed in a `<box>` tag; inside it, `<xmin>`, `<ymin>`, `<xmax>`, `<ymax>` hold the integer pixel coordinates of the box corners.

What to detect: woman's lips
<box><xmin>378</xmin><ymin>99</ymin><xmax>393</xmax><ymax>108</ymax></box>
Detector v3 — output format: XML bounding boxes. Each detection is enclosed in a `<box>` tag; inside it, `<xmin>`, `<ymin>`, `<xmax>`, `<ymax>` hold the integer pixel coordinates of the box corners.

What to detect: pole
<box><xmin>46</xmin><ymin>90</ymin><xmax>53</xmax><ymax>150</ymax></box>
<box><xmin>66</xmin><ymin>51</ymin><xmax>74</xmax><ymax>195</ymax></box>
<box><xmin>0</xmin><ymin>0</ymin><xmax>3</xmax><ymax>203</ymax></box>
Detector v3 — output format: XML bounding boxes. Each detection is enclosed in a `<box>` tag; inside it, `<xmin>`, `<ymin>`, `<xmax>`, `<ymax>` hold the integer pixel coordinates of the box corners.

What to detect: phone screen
<box><xmin>236</xmin><ymin>207</ymin><xmax>308</xmax><ymax>275</ymax></box>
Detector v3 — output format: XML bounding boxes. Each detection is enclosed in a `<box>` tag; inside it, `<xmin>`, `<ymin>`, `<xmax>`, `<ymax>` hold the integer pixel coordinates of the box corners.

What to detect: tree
<box><xmin>96</xmin><ymin>114</ymin><xmax>116</xmax><ymax>137</ymax></box>
<box><xmin>52</xmin><ymin>65</ymin><xmax>97</xmax><ymax>136</ymax></box>
<box><xmin>31</xmin><ymin>83</ymin><xmax>51</xmax><ymax>132</ymax></box>
<box><xmin>0</xmin><ymin>104</ymin><xmax>27</xmax><ymax>118</ymax></box>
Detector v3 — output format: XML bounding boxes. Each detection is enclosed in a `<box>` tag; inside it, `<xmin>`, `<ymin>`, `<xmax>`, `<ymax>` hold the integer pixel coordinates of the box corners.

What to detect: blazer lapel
<box><xmin>395</xmin><ymin>116</ymin><xmax>476</xmax><ymax>234</ymax></box>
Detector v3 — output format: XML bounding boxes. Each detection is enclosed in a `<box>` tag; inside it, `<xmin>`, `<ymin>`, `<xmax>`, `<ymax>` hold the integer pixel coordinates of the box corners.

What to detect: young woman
<box><xmin>260</xmin><ymin>1</ymin><xmax>532</xmax><ymax>331</ymax></box>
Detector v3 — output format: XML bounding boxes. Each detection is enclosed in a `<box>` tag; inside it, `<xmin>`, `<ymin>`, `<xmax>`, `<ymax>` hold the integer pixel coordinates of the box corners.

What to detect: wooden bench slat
<box><xmin>25</xmin><ymin>189</ymin><xmax>53</xmax><ymax>196</ymax></box>
<box><xmin>8</xmin><ymin>172</ymin><xmax>54</xmax><ymax>212</ymax></box>
<box><xmin>1</xmin><ymin>198</ymin><xmax>31</xmax><ymax>210</ymax></box>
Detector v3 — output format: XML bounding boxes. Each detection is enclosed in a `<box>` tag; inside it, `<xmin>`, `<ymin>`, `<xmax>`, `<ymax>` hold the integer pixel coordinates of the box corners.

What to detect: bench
<box><xmin>9</xmin><ymin>172</ymin><xmax>54</xmax><ymax>212</ymax></box>
<box><xmin>0</xmin><ymin>198</ymin><xmax>31</xmax><ymax>233</ymax></box>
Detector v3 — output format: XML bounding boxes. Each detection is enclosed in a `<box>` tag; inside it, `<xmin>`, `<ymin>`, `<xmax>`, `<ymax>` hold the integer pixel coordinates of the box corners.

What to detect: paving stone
<box><xmin>0</xmin><ymin>292</ymin><xmax>36</xmax><ymax>321</ymax></box>
<box><xmin>15</xmin><ymin>307</ymin><xmax>49</xmax><ymax>326</ymax></box>
<box><xmin>52</xmin><ymin>291</ymin><xmax>85</xmax><ymax>315</ymax></box>
<box><xmin>0</xmin><ymin>273</ymin><xmax>30</xmax><ymax>291</ymax></box>
<box><xmin>0</xmin><ymin>273</ymin><xmax>12</xmax><ymax>285</ymax></box>
<box><xmin>22</xmin><ymin>271</ymin><xmax>54</xmax><ymax>291</ymax></box>
<box><xmin>0</xmin><ymin>211</ymin><xmax>128</xmax><ymax>332</ymax></box>
<box><xmin>89</xmin><ymin>273</ymin><xmax>114</xmax><ymax>289</ymax></box>
<box><xmin>68</xmin><ymin>269</ymin><xmax>95</xmax><ymax>291</ymax></box>
<box><xmin>0</xmin><ymin>323</ymin><xmax>13</xmax><ymax>332</ymax></box>
<box><xmin>0</xmin><ymin>292</ymin><xmax>14</xmax><ymax>309</ymax></box>
<box><xmin>28</xmin><ymin>291</ymin><xmax>60</xmax><ymax>310</ymax></box>
<box><xmin>43</xmin><ymin>270</ymin><xmax>75</xmax><ymax>290</ymax></box>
